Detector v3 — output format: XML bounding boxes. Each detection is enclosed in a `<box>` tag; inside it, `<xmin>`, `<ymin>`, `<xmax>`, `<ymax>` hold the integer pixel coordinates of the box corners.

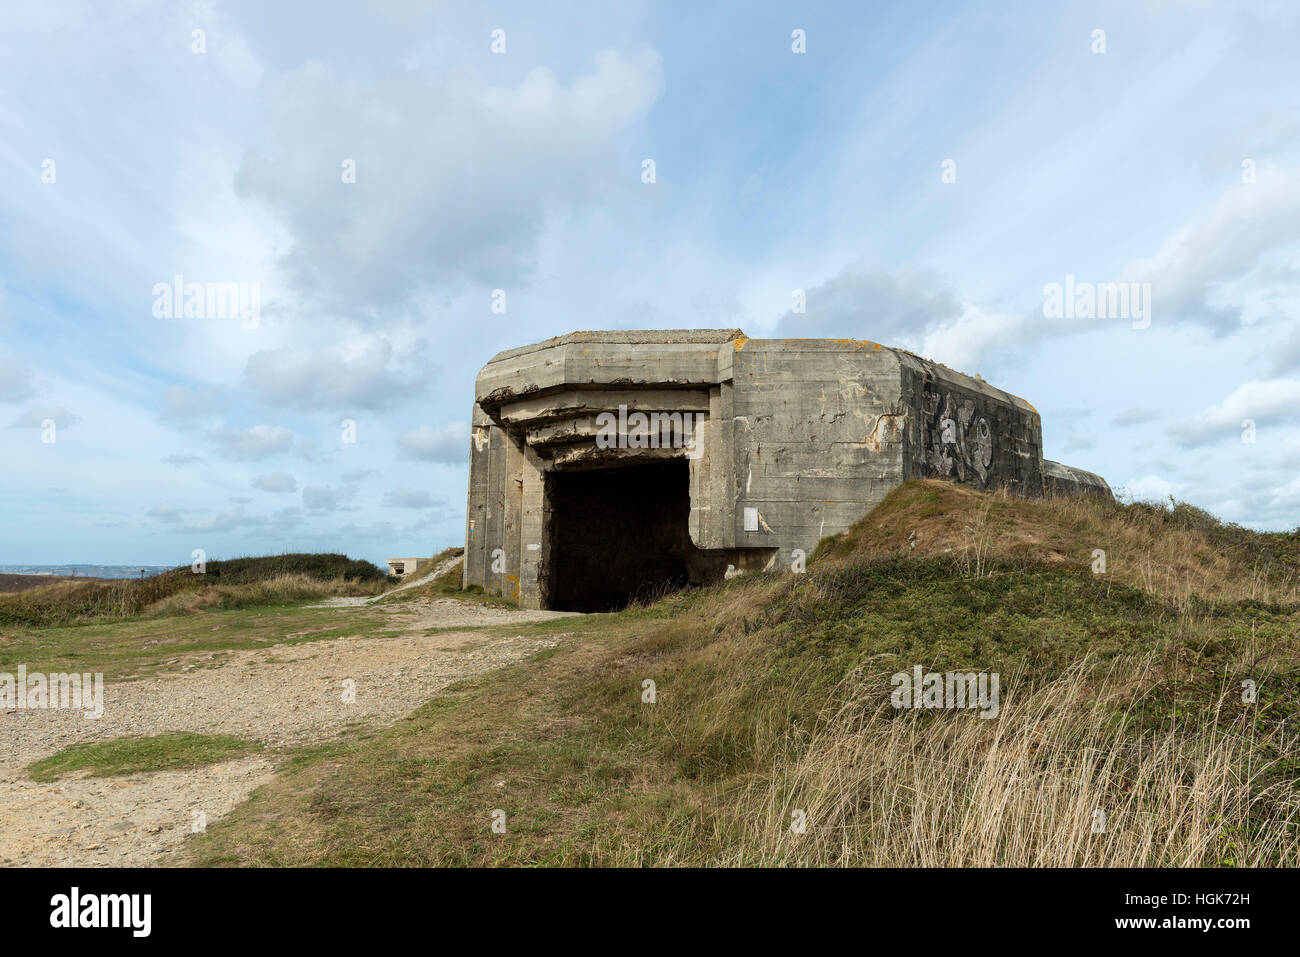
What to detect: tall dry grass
<box><xmin>0</xmin><ymin>553</ymin><xmax>389</xmax><ymax>627</ymax></box>
<box><xmin>727</xmin><ymin>656</ymin><xmax>1298</xmax><ymax>866</ymax></box>
<box><xmin>144</xmin><ymin>573</ymin><xmax>384</xmax><ymax>615</ymax></box>
<box><xmin>824</xmin><ymin>480</ymin><xmax>1300</xmax><ymax>607</ymax></box>
<box><xmin>1035</xmin><ymin>491</ymin><xmax>1300</xmax><ymax>608</ymax></box>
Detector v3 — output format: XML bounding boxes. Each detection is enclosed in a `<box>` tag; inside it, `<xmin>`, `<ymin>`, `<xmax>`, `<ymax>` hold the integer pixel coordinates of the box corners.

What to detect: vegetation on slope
<box><xmin>367</xmin><ymin>547</ymin><xmax>476</xmax><ymax>605</ymax></box>
<box><xmin>191</xmin><ymin>481</ymin><xmax>1300</xmax><ymax>867</ymax></box>
<box><xmin>420</xmin><ymin>549</ymin><xmax>467</xmax><ymax>596</ymax></box>
<box><xmin>0</xmin><ymin>553</ymin><xmax>387</xmax><ymax>628</ymax></box>
<box><xmin>370</xmin><ymin>546</ymin><xmax>522</xmax><ymax>610</ymax></box>
<box><xmin>817</xmin><ymin>480</ymin><xmax>1300</xmax><ymax>606</ymax></box>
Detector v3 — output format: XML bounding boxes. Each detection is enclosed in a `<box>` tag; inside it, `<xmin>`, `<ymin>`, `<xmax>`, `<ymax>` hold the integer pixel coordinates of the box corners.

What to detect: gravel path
<box><xmin>0</xmin><ymin>597</ymin><xmax>577</xmax><ymax>867</ymax></box>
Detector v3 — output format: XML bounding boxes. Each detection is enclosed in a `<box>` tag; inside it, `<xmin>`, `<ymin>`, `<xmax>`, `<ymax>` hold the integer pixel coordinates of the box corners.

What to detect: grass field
<box><xmin>6</xmin><ymin>488</ymin><xmax>1295</xmax><ymax>866</ymax></box>
<box><xmin>179</xmin><ymin>481</ymin><xmax>1300</xmax><ymax>867</ymax></box>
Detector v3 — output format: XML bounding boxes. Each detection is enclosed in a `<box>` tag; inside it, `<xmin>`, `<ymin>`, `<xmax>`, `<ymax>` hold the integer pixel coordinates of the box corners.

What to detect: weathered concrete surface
<box><xmin>1042</xmin><ymin>459</ymin><xmax>1111</xmax><ymax>497</ymax></box>
<box><xmin>463</xmin><ymin>330</ymin><xmax>1111</xmax><ymax>610</ymax></box>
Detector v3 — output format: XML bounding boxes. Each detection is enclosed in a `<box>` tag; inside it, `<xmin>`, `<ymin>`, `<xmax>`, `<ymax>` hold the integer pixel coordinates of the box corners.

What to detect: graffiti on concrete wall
<box><xmin>922</xmin><ymin>389</ymin><xmax>993</xmax><ymax>485</ymax></box>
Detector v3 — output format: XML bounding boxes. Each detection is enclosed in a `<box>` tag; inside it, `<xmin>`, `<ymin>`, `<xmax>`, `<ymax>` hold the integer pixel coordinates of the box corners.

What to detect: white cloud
<box><xmin>303</xmin><ymin>485</ymin><xmax>357</xmax><ymax>512</ymax></box>
<box><xmin>396</xmin><ymin>423</ymin><xmax>467</xmax><ymax>464</ymax></box>
<box><xmin>772</xmin><ymin>264</ymin><xmax>960</xmax><ymax>342</ymax></box>
<box><xmin>235</xmin><ymin>48</ymin><xmax>665</xmax><ymax>313</ymax></box>
<box><xmin>0</xmin><ymin>357</ymin><xmax>35</xmax><ymax>402</ymax></box>
<box><xmin>916</xmin><ymin>304</ymin><xmax>1029</xmax><ymax>372</ymax></box>
<box><xmin>330</xmin><ymin>520</ymin><xmax>400</xmax><ymax>542</ymax></box>
<box><xmin>1111</xmin><ymin>407</ymin><xmax>1160</xmax><ymax>428</ymax></box>
<box><xmin>382</xmin><ymin>488</ymin><xmax>439</xmax><ymax>509</ymax></box>
<box><xmin>1124</xmin><ymin>167</ymin><xmax>1300</xmax><ymax>332</ymax></box>
<box><xmin>182</xmin><ymin>505</ymin><xmax>250</xmax><ymax>535</ymax></box>
<box><xmin>768</xmin><ymin>264</ymin><xmax>1033</xmax><ymax>373</ymax></box>
<box><xmin>209</xmin><ymin>424</ymin><xmax>295</xmax><ymax>460</ymax></box>
<box><xmin>1116</xmin><ymin>475</ymin><xmax>1180</xmax><ymax>504</ymax></box>
<box><xmin>252</xmin><ymin>472</ymin><xmax>297</xmax><ymax>493</ymax></box>
<box><xmin>242</xmin><ymin>336</ymin><xmax>422</xmax><ymax>411</ymax></box>
<box><xmin>11</xmin><ymin>406</ymin><xmax>77</xmax><ymax>428</ymax></box>
<box><xmin>1170</xmin><ymin>378</ymin><xmax>1300</xmax><ymax>447</ymax></box>
<box><xmin>162</xmin><ymin>453</ymin><xmax>205</xmax><ymax>467</ymax></box>
<box><xmin>147</xmin><ymin>503</ymin><xmax>185</xmax><ymax>524</ymax></box>
<box><xmin>1268</xmin><ymin>319</ymin><xmax>1300</xmax><ymax>375</ymax></box>
<box><xmin>161</xmin><ymin>384</ymin><xmax>225</xmax><ymax>420</ymax></box>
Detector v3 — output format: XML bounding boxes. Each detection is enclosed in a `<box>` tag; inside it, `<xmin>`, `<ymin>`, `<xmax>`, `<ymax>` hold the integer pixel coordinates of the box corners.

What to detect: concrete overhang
<box><xmin>475</xmin><ymin>328</ymin><xmax>744</xmax><ymax>419</ymax></box>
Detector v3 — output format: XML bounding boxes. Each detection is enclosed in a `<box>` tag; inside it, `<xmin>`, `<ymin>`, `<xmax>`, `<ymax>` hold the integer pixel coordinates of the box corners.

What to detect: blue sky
<box><xmin>1</xmin><ymin>0</ymin><xmax>1298</xmax><ymax>567</ymax></box>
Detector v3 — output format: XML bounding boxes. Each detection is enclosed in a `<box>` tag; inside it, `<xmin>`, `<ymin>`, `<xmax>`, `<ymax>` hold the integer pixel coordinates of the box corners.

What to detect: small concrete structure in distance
<box><xmin>386</xmin><ymin>557</ymin><xmax>425</xmax><ymax>577</ymax></box>
<box><xmin>463</xmin><ymin>330</ymin><xmax>1109</xmax><ymax>612</ymax></box>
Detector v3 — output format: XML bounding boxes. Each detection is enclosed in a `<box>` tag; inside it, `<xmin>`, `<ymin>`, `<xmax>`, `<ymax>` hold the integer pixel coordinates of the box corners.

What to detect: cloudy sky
<box><xmin>1</xmin><ymin>0</ymin><xmax>1297</xmax><ymax>567</ymax></box>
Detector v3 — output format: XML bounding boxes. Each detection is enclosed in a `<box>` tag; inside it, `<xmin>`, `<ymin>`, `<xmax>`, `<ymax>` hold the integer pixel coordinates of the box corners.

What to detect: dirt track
<box><xmin>0</xmin><ymin>598</ymin><xmax>576</xmax><ymax>867</ymax></box>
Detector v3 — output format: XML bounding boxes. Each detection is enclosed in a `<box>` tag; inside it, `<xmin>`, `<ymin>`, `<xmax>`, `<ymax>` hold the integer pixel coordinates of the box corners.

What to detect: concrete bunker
<box><xmin>463</xmin><ymin>330</ymin><xmax>1110</xmax><ymax>610</ymax></box>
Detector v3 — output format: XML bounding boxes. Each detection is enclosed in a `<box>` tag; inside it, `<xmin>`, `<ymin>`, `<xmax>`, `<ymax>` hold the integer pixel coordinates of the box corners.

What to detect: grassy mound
<box><xmin>0</xmin><ymin>553</ymin><xmax>386</xmax><ymax>627</ymax></box>
<box><xmin>191</xmin><ymin>481</ymin><xmax>1300</xmax><ymax>867</ymax></box>
<box><xmin>816</xmin><ymin>480</ymin><xmax>1300</xmax><ymax>606</ymax></box>
<box><xmin>27</xmin><ymin>732</ymin><xmax>262</xmax><ymax>782</ymax></box>
<box><xmin>185</xmin><ymin>553</ymin><xmax>384</xmax><ymax>585</ymax></box>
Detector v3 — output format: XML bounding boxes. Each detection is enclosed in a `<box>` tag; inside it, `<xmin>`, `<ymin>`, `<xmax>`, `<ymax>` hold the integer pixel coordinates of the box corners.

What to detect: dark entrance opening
<box><xmin>546</xmin><ymin>459</ymin><xmax>694</xmax><ymax>612</ymax></box>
